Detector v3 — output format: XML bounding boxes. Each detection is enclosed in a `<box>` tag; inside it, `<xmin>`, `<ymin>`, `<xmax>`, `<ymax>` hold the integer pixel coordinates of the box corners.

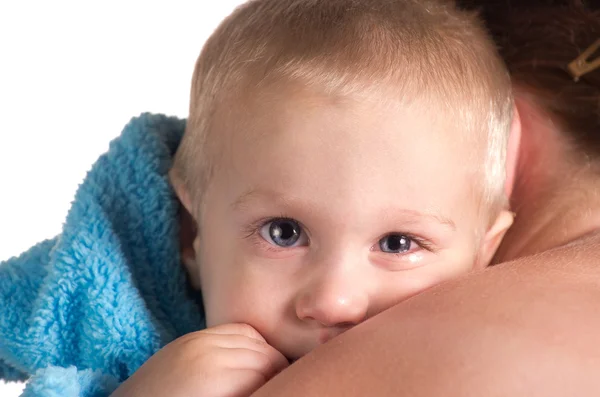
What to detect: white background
<box><xmin>0</xmin><ymin>1</ymin><xmax>246</xmax><ymax>394</ymax></box>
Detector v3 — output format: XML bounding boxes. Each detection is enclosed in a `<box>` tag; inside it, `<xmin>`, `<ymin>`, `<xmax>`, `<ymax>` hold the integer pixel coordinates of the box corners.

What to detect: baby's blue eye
<box><xmin>260</xmin><ymin>218</ymin><xmax>306</xmax><ymax>247</ymax></box>
<box><xmin>379</xmin><ymin>234</ymin><xmax>412</xmax><ymax>253</ymax></box>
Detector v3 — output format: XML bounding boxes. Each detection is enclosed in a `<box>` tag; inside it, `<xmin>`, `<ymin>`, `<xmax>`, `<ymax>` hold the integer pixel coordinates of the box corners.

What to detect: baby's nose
<box><xmin>295</xmin><ymin>272</ymin><xmax>369</xmax><ymax>327</ymax></box>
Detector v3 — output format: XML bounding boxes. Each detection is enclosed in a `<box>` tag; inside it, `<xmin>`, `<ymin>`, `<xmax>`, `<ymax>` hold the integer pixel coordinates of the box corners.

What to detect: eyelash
<box><xmin>243</xmin><ymin>216</ymin><xmax>436</xmax><ymax>254</ymax></box>
<box><xmin>242</xmin><ymin>215</ymin><xmax>301</xmax><ymax>251</ymax></box>
<box><xmin>384</xmin><ymin>234</ymin><xmax>434</xmax><ymax>255</ymax></box>
<box><xmin>242</xmin><ymin>215</ymin><xmax>291</xmax><ymax>239</ymax></box>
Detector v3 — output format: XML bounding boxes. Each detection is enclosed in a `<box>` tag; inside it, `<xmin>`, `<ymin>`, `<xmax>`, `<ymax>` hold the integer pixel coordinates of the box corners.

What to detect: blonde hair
<box><xmin>174</xmin><ymin>0</ymin><xmax>514</xmax><ymax>216</ymax></box>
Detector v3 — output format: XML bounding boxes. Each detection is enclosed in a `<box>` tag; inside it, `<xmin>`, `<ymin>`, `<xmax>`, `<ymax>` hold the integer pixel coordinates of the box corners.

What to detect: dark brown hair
<box><xmin>458</xmin><ymin>0</ymin><xmax>600</xmax><ymax>155</ymax></box>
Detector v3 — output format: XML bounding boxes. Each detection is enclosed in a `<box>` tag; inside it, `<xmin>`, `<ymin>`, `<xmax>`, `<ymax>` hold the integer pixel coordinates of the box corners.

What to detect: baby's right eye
<box><xmin>259</xmin><ymin>218</ymin><xmax>308</xmax><ymax>248</ymax></box>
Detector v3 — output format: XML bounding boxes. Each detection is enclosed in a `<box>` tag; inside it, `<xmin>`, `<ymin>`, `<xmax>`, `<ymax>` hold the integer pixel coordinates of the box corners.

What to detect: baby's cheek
<box><xmin>370</xmin><ymin>277</ymin><xmax>434</xmax><ymax>315</ymax></box>
<box><xmin>372</xmin><ymin>259</ymin><xmax>474</xmax><ymax>315</ymax></box>
<box><xmin>205</xmin><ymin>267</ymin><xmax>286</xmax><ymax>329</ymax></box>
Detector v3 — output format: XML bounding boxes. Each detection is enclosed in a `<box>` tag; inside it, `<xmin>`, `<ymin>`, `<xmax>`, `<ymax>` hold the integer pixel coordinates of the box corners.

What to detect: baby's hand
<box><xmin>110</xmin><ymin>323</ymin><xmax>289</xmax><ymax>397</ymax></box>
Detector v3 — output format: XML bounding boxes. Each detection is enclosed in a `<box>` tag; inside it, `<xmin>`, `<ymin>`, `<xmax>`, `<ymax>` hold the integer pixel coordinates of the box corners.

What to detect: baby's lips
<box><xmin>318</xmin><ymin>326</ymin><xmax>349</xmax><ymax>344</ymax></box>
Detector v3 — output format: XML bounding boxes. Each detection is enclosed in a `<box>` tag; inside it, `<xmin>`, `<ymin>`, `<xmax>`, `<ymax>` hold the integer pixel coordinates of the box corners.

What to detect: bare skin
<box><xmin>252</xmin><ymin>238</ymin><xmax>600</xmax><ymax>396</ymax></box>
<box><xmin>111</xmin><ymin>324</ymin><xmax>288</xmax><ymax>397</ymax></box>
<box><xmin>112</xmin><ymin>84</ymin><xmax>515</xmax><ymax>397</ymax></box>
<box><xmin>250</xmin><ymin>94</ymin><xmax>600</xmax><ymax>396</ymax></box>
<box><xmin>111</xmin><ymin>90</ymin><xmax>600</xmax><ymax>397</ymax></box>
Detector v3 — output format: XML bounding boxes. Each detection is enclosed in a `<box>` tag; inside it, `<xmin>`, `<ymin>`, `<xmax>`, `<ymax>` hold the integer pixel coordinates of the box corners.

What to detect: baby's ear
<box><xmin>169</xmin><ymin>169</ymin><xmax>202</xmax><ymax>288</ymax></box>
<box><xmin>504</xmin><ymin>105</ymin><xmax>522</xmax><ymax>199</ymax></box>
<box><xmin>474</xmin><ymin>105</ymin><xmax>521</xmax><ymax>269</ymax></box>
<box><xmin>475</xmin><ymin>210</ymin><xmax>515</xmax><ymax>269</ymax></box>
<box><xmin>169</xmin><ymin>168</ymin><xmax>193</xmax><ymax>214</ymax></box>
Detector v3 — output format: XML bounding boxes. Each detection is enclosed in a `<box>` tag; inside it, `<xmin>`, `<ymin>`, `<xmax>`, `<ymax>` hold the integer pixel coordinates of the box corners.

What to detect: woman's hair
<box><xmin>459</xmin><ymin>0</ymin><xmax>600</xmax><ymax>156</ymax></box>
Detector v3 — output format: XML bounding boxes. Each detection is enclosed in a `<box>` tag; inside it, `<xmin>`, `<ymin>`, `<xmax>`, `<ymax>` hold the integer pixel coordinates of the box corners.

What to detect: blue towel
<box><xmin>0</xmin><ymin>113</ymin><xmax>205</xmax><ymax>396</ymax></box>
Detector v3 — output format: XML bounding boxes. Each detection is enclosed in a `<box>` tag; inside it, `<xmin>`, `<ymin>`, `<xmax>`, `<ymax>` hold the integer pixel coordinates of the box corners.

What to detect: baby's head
<box><xmin>171</xmin><ymin>0</ymin><xmax>519</xmax><ymax>360</ymax></box>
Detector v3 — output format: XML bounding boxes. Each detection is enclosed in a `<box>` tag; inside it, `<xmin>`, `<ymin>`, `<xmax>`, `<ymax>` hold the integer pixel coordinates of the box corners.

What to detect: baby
<box><xmin>0</xmin><ymin>0</ymin><xmax>520</xmax><ymax>396</ymax></box>
<box><xmin>114</xmin><ymin>0</ymin><xmax>520</xmax><ymax>395</ymax></box>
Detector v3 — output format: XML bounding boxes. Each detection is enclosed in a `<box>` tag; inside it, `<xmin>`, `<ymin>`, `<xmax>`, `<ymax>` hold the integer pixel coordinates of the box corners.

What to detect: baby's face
<box><xmin>192</xmin><ymin>85</ymin><xmax>496</xmax><ymax>360</ymax></box>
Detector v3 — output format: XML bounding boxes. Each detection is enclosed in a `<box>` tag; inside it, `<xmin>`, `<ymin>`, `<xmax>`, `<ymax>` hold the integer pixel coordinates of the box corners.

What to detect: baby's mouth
<box><xmin>284</xmin><ymin>328</ymin><xmax>351</xmax><ymax>364</ymax></box>
<box><xmin>319</xmin><ymin>327</ymin><xmax>349</xmax><ymax>344</ymax></box>
<box><xmin>319</xmin><ymin>329</ymin><xmax>333</xmax><ymax>344</ymax></box>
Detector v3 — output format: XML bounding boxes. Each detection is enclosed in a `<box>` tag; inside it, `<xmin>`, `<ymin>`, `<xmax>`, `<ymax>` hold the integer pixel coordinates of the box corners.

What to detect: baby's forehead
<box><xmin>208</xmin><ymin>85</ymin><xmax>482</xmax><ymax>176</ymax></box>
<box><xmin>187</xmin><ymin>83</ymin><xmax>492</xmax><ymax>230</ymax></box>
<box><xmin>211</xmin><ymin>81</ymin><xmax>480</xmax><ymax>145</ymax></box>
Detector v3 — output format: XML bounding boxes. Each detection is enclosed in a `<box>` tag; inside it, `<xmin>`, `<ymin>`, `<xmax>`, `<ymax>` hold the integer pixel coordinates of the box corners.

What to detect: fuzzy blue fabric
<box><xmin>0</xmin><ymin>113</ymin><xmax>205</xmax><ymax>396</ymax></box>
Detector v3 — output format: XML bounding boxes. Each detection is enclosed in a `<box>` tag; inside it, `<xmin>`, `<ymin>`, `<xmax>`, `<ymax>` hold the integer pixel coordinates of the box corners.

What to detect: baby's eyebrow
<box><xmin>388</xmin><ymin>209</ymin><xmax>457</xmax><ymax>232</ymax></box>
<box><xmin>231</xmin><ymin>188</ymin><xmax>292</xmax><ymax>211</ymax></box>
<box><xmin>231</xmin><ymin>188</ymin><xmax>457</xmax><ymax>231</ymax></box>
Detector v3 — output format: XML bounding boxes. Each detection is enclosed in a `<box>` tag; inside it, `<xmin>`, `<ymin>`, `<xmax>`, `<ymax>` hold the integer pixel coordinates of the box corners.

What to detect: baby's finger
<box><xmin>211</xmin><ymin>334</ymin><xmax>289</xmax><ymax>374</ymax></box>
<box><xmin>245</xmin><ymin>342</ymin><xmax>289</xmax><ymax>375</ymax></box>
<box><xmin>222</xmin><ymin>348</ymin><xmax>285</xmax><ymax>380</ymax></box>
<box><xmin>203</xmin><ymin>323</ymin><xmax>266</xmax><ymax>342</ymax></box>
<box><xmin>223</xmin><ymin>368</ymin><xmax>269</xmax><ymax>397</ymax></box>
<box><xmin>201</xmin><ymin>323</ymin><xmax>290</xmax><ymax>374</ymax></box>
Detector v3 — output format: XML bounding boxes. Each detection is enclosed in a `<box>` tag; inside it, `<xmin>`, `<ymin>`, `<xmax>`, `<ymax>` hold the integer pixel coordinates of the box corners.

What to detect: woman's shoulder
<box><xmin>253</xmin><ymin>233</ymin><xmax>600</xmax><ymax>397</ymax></box>
<box><xmin>515</xmin><ymin>227</ymin><xmax>600</xmax><ymax>279</ymax></box>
